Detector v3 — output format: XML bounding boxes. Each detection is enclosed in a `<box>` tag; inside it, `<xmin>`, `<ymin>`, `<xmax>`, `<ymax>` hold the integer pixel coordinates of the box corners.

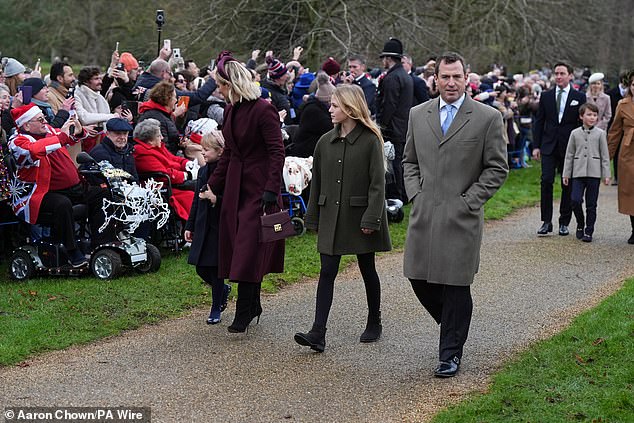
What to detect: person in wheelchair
<box><xmin>8</xmin><ymin>104</ymin><xmax>113</xmax><ymax>267</ymax></box>
<box><xmin>89</xmin><ymin>117</ymin><xmax>138</xmax><ymax>182</ymax></box>
<box><xmin>133</xmin><ymin>118</ymin><xmax>197</xmax><ymax>222</ymax></box>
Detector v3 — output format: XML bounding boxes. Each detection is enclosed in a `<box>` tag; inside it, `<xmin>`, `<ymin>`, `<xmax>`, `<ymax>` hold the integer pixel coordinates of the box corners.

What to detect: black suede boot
<box><xmin>228</xmin><ymin>282</ymin><xmax>260</xmax><ymax>333</ymax></box>
<box><xmin>294</xmin><ymin>324</ymin><xmax>327</xmax><ymax>352</ymax></box>
<box><xmin>360</xmin><ymin>313</ymin><xmax>382</xmax><ymax>343</ymax></box>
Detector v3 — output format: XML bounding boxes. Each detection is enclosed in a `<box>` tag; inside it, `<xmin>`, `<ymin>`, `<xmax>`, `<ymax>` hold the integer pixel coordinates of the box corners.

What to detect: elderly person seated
<box><xmin>7</xmin><ymin>104</ymin><xmax>111</xmax><ymax>266</ymax></box>
<box><xmin>132</xmin><ymin>118</ymin><xmax>195</xmax><ymax>221</ymax></box>
<box><xmin>89</xmin><ymin>117</ymin><xmax>138</xmax><ymax>181</ymax></box>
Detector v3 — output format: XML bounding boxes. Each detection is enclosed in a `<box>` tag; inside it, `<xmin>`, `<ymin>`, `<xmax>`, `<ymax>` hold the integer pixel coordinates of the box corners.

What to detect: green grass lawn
<box><xmin>431</xmin><ymin>277</ymin><xmax>634</xmax><ymax>423</ymax></box>
<box><xmin>0</xmin><ymin>165</ymin><xmax>547</xmax><ymax>366</ymax></box>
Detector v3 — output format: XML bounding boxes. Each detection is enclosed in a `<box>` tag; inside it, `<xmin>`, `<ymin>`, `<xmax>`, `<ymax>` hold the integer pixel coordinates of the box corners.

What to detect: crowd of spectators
<box><xmin>0</xmin><ymin>40</ymin><xmax>631</xmax><ymax>258</ymax></box>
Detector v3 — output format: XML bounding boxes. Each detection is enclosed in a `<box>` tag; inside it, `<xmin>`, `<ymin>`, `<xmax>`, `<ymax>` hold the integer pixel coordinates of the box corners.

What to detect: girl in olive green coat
<box><xmin>294</xmin><ymin>85</ymin><xmax>391</xmax><ymax>353</ymax></box>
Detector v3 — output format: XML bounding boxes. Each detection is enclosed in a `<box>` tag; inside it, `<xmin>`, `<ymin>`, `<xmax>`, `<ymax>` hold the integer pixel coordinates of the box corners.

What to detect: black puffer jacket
<box><xmin>290</xmin><ymin>96</ymin><xmax>333</xmax><ymax>158</ymax></box>
<box><xmin>89</xmin><ymin>137</ymin><xmax>138</xmax><ymax>182</ymax></box>
<box><xmin>137</xmin><ymin>100</ymin><xmax>181</xmax><ymax>154</ymax></box>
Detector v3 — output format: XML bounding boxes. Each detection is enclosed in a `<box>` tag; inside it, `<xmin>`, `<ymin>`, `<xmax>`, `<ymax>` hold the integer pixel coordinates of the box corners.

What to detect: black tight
<box><xmin>314</xmin><ymin>252</ymin><xmax>381</xmax><ymax>327</ymax></box>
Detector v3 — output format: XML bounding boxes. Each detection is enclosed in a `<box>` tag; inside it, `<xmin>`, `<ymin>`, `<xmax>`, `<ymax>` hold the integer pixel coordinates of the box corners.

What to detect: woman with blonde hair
<box><xmin>294</xmin><ymin>84</ymin><xmax>392</xmax><ymax>352</ymax></box>
<box><xmin>207</xmin><ymin>51</ymin><xmax>286</xmax><ymax>333</ymax></box>
<box><xmin>586</xmin><ymin>73</ymin><xmax>612</xmax><ymax>130</ymax></box>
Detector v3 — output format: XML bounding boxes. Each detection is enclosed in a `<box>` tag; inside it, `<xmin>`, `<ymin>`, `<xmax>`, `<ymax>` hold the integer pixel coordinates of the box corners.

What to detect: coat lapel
<box><xmin>426</xmin><ymin>98</ymin><xmax>443</xmax><ymax>142</ymax></box>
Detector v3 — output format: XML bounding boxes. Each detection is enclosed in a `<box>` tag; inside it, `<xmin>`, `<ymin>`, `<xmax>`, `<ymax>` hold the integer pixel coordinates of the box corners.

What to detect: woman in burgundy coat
<box><xmin>208</xmin><ymin>52</ymin><xmax>286</xmax><ymax>333</ymax></box>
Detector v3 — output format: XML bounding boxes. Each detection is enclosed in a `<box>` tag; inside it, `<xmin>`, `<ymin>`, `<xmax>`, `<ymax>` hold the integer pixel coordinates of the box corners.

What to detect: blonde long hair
<box><xmin>214</xmin><ymin>61</ymin><xmax>261</xmax><ymax>105</ymax></box>
<box><xmin>332</xmin><ymin>84</ymin><xmax>384</xmax><ymax>144</ymax></box>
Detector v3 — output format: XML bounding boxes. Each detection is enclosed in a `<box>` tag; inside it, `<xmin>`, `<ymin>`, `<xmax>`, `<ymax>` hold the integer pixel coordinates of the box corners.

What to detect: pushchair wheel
<box><xmin>291</xmin><ymin>216</ymin><xmax>306</xmax><ymax>236</ymax></box>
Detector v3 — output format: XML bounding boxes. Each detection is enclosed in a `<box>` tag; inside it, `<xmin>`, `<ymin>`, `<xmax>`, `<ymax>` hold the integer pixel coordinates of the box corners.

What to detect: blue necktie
<box><xmin>442</xmin><ymin>105</ymin><xmax>455</xmax><ymax>135</ymax></box>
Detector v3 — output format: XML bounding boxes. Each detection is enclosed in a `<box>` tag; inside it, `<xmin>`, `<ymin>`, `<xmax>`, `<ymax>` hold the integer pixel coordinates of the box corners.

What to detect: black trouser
<box><xmin>314</xmin><ymin>252</ymin><xmax>381</xmax><ymax>327</ymax></box>
<box><xmin>570</xmin><ymin>177</ymin><xmax>600</xmax><ymax>234</ymax></box>
<box><xmin>196</xmin><ymin>265</ymin><xmax>225</xmax><ymax>312</ymax></box>
<box><xmin>386</xmin><ymin>142</ymin><xmax>405</xmax><ymax>202</ymax></box>
<box><xmin>37</xmin><ymin>184</ymin><xmax>113</xmax><ymax>250</ymax></box>
<box><xmin>540</xmin><ymin>153</ymin><xmax>572</xmax><ymax>225</ymax></box>
<box><xmin>409</xmin><ymin>279</ymin><xmax>472</xmax><ymax>362</ymax></box>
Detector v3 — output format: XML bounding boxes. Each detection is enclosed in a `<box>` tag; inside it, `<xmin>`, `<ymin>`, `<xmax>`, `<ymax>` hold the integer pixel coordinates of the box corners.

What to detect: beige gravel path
<box><xmin>1</xmin><ymin>186</ymin><xmax>633</xmax><ymax>423</ymax></box>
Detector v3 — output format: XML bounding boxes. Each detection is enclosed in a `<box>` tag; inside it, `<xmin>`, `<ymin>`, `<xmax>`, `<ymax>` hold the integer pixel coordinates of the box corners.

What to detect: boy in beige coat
<box><xmin>563</xmin><ymin>103</ymin><xmax>611</xmax><ymax>242</ymax></box>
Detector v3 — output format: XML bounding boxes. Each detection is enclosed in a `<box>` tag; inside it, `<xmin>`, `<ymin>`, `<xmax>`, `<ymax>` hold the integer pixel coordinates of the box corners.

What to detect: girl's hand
<box><xmin>361</xmin><ymin>228</ymin><xmax>374</xmax><ymax>235</ymax></box>
<box><xmin>184</xmin><ymin>230</ymin><xmax>193</xmax><ymax>242</ymax></box>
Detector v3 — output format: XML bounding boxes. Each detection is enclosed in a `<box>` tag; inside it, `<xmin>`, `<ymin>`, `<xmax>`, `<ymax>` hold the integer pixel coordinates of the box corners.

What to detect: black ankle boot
<box><xmin>228</xmin><ymin>282</ymin><xmax>260</xmax><ymax>333</ymax></box>
<box><xmin>360</xmin><ymin>314</ymin><xmax>382</xmax><ymax>343</ymax></box>
<box><xmin>294</xmin><ymin>324</ymin><xmax>326</xmax><ymax>352</ymax></box>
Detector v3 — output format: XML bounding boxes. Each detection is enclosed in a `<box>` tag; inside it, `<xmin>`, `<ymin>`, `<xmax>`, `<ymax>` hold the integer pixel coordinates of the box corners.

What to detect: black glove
<box><xmin>262</xmin><ymin>190</ymin><xmax>277</xmax><ymax>207</ymax></box>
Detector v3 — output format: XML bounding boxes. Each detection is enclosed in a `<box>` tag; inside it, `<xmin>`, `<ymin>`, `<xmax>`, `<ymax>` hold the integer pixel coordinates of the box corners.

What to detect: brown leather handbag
<box><xmin>260</xmin><ymin>208</ymin><xmax>296</xmax><ymax>243</ymax></box>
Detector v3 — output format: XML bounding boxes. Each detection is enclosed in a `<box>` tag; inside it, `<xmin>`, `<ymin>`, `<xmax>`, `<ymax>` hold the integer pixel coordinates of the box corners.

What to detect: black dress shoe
<box><xmin>575</xmin><ymin>227</ymin><xmax>584</xmax><ymax>240</ymax></box>
<box><xmin>582</xmin><ymin>234</ymin><xmax>592</xmax><ymax>242</ymax></box>
<box><xmin>558</xmin><ymin>225</ymin><xmax>569</xmax><ymax>236</ymax></box>
<box><xmin>537</xmin><ymin>222</ymin><xmax>553</xmax><ymax>235</ymax></box>
<box><xmin>434</xmin><ymin>356</ymin><xmax>460</xmax><ymax>378</ymax></box>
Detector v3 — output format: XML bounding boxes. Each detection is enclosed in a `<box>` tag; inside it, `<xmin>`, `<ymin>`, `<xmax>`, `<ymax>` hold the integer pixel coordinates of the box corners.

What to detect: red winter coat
<box><xmin>133</xmin><ymin>139</ymin><xmax>193</xmax><ymax>221</ymax></box>
<box><xmin>8</xmin><ymin>124</ymin><xmax>81</xmax><ymax>223</ymax></box>
<box><xmin>209</xmin><ymin>98</ymin><xmax>285</xmax><ymax>283</ymax></box>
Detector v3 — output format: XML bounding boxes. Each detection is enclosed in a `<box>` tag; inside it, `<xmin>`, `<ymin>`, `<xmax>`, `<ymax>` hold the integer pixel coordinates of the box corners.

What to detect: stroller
<box><xmin>281</xmin><ymin>156</ymin><xmax>313</xmax><ymax>236</ymax></box>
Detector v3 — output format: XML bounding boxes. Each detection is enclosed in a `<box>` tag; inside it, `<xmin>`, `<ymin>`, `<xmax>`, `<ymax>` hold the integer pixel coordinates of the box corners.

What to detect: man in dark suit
<box><xmin>532</xmin><ymin>62</ymin><xmax>586</xmax><ymax>236</ymax></box>
<box><xmin>606</xmin><ymin>72</ymin><xmax>628</xmax><ymax>184</ymax></box>
<box><xmin>376</xmin><ymin>38</ymin><xmax>413</xmax><ymax>202</ymax></box>
<box><xmin>403</xmin><ymin>55</ymin><xmax>429</xmax><ymax>106</ymax></box>
<box><xmin>347</xmin><ymin>54</ymin><xmax>376</xmax><ymax>116</ymax></box>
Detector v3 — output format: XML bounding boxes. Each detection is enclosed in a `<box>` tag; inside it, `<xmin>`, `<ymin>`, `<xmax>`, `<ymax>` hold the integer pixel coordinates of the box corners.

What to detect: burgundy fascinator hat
<box><xmin>216</xmin><ymin>50</ymin><xmax>238</xmax><ymax>82</ymax></box>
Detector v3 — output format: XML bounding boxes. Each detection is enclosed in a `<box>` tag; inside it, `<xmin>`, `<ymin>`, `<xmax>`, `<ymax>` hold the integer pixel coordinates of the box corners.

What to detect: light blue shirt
<box><xmin>556</xmin><ymin>84</ymin><xmax>570</xmax><ymax>123</ymax></box>
<box><xmin>439</xmin><ymin>93</ymin><xmax>466</xmax><ymax>126</ymax></box>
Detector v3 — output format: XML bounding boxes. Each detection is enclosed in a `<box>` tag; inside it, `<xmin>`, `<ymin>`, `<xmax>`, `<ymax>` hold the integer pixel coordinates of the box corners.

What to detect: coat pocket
<box><xmin>349</xmin><ymin>196</ymin><xmax>368</xmax><ymax>207</ymax></box>
<box><xmin>318</xmin><ymin>194</ymin><xmax>327</xmax><ymax>206</ymax></box>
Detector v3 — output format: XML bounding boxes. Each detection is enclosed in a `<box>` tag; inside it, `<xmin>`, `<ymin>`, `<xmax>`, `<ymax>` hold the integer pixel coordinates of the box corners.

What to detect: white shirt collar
<box><xmin>439</xmin><ymin>93</ymin><xmax>466</xmax><ymax>111</ymax></box>
<box><xmin>556</xmin><ymin>84</ymin><xmax>571</xmax><ymax>94</ymax></box>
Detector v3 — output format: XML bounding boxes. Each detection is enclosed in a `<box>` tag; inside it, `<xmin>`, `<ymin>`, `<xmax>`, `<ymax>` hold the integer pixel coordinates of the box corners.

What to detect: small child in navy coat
<box><xmin>184</xmin><ymin>131</ymin><xmax>231</xmax><ymax>324</ymax></box>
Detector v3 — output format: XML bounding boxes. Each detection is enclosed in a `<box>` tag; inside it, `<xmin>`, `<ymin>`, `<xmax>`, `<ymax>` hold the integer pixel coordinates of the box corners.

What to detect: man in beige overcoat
<box><xmin>402</xmin><ymin>52</ymin><xmax>508</xmax><ymax>377</ymax></box>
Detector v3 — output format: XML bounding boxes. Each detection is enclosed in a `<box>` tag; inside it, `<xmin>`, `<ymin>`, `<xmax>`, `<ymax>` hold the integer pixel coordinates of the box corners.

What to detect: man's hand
<box><xmin>112</xmin><ymin>69</ymin><xmax>130</xmax><ymax>83</ymax></box>
<box><xmin>293</xmin><ymin>46</ymin><xmax>303</xmax><ymax>61</ymax></box>
<box><xmin>251</xmin><ymin>49</ymin><xmax>261</xmax><ymax>61</ymax></box>
<box><xmin>184</xmin><ymin>230</ymin><xmax>193</xmax><ymax>242</ymax></box>
<box><xmin>361</xmin><ymin>228</ymin><xmax>375</xmax><ymax>235</ymax></box>
<box><xmin>532</xmin><ymin>148</ymin><xmax>541</xmax><ymax>160</ymax></box>
<box><xmin>61</xmin><ymin>96</ymin><xmax>75</xmax><ymax>112</ymax></box>
<box><xmin>562</xmin><ymin>177</ymin><xmax>569</xmax><ymax>186</ymax></box>
<box><xmin>278</xmin><ymin>110</ymin><xmax>287</xmax><ymax>122</ymax></box>
<box><xmin>159</xmin><ymin>46</ymin><xmax>172</xmax><ymax>61</ymax></box>
<box><xmin>110</xmin><ymin>50</ymin><xmax>120</xmax><ymax>69</ymax></box>
<box><xmin>604</xmin><ymin>177</ymin><xmax>611</xmax><ymax>185</ymax></box>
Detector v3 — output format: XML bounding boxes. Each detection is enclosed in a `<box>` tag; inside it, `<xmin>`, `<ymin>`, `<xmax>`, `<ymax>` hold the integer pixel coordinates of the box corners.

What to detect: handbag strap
<box><xmin>262</xmin><ymin>204</ymin><xmax>283</xmax><ymax>216</ymax></box>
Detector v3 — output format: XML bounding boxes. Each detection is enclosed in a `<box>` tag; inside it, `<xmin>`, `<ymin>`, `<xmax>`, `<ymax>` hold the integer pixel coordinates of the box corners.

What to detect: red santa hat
<box><xmin>11</xmin><ymin>103</ymin><xmax>43</xmax><ymax>128</ymax></box>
